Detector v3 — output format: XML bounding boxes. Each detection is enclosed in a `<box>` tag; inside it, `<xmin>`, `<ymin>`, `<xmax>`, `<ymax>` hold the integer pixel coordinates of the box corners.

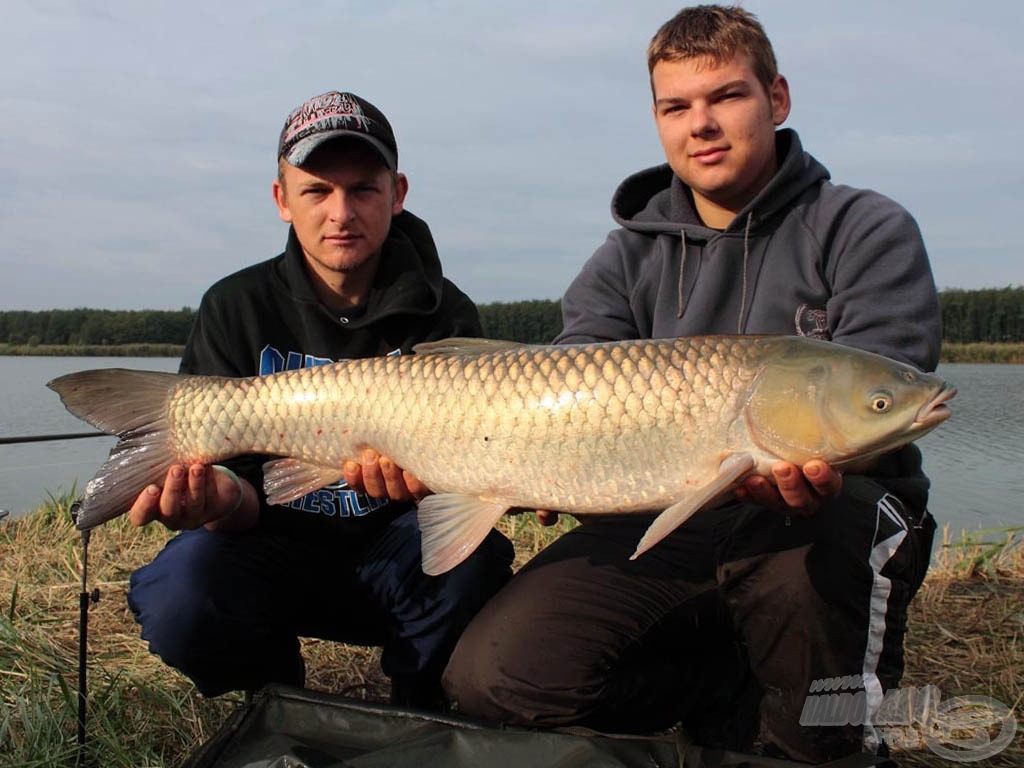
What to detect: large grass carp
<box><xmin>48</xmin><ymin>335</ymin><xmax>954</xmax><ymax>574</ymax></box>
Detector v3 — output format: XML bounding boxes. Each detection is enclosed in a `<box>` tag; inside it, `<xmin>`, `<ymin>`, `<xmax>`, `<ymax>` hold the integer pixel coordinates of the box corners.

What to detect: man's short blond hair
<box><xmin>647</xmin><ymin>5</ymin><xmax>779</xmax><ymax>95</ymax></box>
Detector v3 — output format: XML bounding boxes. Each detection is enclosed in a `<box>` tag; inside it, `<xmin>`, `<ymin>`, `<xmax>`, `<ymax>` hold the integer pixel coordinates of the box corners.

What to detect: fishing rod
<box><xmin>0</xmin><ymin>431</ymin><xmax>105</xmax><ymax>445</ymax></box>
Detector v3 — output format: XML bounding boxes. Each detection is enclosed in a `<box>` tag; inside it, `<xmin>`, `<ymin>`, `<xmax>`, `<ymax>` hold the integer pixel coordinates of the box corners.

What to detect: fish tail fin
<box><xmin>47</xmin><ymin>369</ymin><xmax>183</xmax><ymax>530</ymax></box>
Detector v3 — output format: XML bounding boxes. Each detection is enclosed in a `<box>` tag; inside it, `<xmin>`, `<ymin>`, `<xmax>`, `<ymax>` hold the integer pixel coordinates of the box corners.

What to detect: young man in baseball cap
<box><xmin>125</xmin><ymin>91</ymin><xmax>513</xmax><ymax>709</ymax></box>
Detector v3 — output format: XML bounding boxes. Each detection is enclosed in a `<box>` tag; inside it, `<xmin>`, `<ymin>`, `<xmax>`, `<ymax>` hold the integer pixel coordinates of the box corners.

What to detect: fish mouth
<box><xmin>914</xmin><ymin>384</ymin><xmax>956</xmax><ymax>428</ymax></box>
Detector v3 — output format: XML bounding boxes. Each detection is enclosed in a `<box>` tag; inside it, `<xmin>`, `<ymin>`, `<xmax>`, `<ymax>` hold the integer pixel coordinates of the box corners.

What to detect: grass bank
<box><xmin>1</xmin><ymin>496</ymin><xmax>1020</xmax><ymax>767</ymax></box>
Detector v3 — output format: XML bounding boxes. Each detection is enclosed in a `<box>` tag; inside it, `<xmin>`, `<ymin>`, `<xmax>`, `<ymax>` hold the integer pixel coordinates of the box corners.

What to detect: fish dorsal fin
<box><xmin>263</xmin><ymin>458</ymin><xmax>346</xmax><ymax>505</ymax></box>
<box><xmin>417</xmin><ymin>494</ymin><xmax>511</xmax><ymax>575</ymax></box>
<box><xmin>631</xmin><ymin>453</ymin><xmax>756</xmax><ymax>560</ymax></box>
<box><xmin>413</xmin><ymin>337</ymin><xmax>526</xmax><ymax>356</ymax></box>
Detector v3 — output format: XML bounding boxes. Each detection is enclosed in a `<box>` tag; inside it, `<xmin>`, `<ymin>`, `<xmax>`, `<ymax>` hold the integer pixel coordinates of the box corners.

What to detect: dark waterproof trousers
<box><xmin>443</xmin><ymin>473</ymin><xmax>935</xmax><ymax>763</ymax></box>
<box><xmin>128</xmin><ymin>509</ymin><xmax>513</xmax><ymax>704</ymax></box>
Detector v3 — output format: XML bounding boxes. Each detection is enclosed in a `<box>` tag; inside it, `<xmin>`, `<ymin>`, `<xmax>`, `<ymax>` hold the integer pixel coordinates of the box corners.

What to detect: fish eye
<box><xmin>870</xmin><ymin>390</ymin><xmax>894</xmax><ymax>413</ymax></box>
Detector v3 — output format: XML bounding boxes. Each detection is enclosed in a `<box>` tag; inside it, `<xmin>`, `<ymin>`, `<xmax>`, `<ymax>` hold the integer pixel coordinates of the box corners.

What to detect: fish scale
<box><xmin>48</xmin><ymin>334</ymin><xmax>954</xmax><ymax>574</ymax></box>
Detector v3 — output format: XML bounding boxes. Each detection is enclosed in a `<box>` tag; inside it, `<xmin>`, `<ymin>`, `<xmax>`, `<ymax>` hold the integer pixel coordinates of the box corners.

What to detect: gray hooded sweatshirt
<box><xmin>557</xmin><ymin>129</ymin><xmax>941</xmax><ymax>374</ymax></box>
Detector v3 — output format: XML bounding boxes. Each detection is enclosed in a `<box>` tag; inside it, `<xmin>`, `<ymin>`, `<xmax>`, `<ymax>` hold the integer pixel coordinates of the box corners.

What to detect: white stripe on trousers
<box><xmin>861</xmin><ymin>494</ymin><xmax>908</xmax><ymax>752</ymax></box>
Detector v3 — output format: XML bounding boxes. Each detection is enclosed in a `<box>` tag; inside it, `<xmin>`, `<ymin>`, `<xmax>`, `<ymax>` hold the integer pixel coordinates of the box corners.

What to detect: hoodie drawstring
<box><xmin>678</xmin><ymin>211</ymin><xmax>753</xmax><ymax>326</ymax></box>
<box><xmin>676</xmin><ymin>233</ymin><xmax>688</xmax><ymax>319</ymax></box>
<box><xmin>737</xmin><ymin>211</ymin><xmax>753</xmax><ymax>333</ymax></box>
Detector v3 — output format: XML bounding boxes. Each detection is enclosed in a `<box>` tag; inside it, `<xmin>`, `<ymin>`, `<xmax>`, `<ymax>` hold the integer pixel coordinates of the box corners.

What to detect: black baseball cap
<box><xmin>277</xmin><ymin>91</ymin><xmax>398</xmax><ymax>170</ymax></box>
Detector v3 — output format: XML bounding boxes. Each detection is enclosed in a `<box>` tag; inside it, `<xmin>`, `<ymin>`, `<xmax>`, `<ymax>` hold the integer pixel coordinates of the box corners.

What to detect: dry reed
<box><xmin>1</xmin><ymin>498</ymin><xmax>1020</xmax><ymax>766</ymax></box>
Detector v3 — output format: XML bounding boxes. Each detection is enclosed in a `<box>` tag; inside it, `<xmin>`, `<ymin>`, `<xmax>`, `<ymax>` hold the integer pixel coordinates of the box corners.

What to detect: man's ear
<box><xmin>770</xmin><ymin>75</ymin><xmax>791</xmax><ymax>126</ymax></box>
<box><xmin>272</xmin><ymin>178</ymin><xmax>293</xmax><ymax>223</ymax></box>
<box><xmin>392</xmin><ymin>172</ymin><xmax>409</xmax><ymax>215</ymax></box>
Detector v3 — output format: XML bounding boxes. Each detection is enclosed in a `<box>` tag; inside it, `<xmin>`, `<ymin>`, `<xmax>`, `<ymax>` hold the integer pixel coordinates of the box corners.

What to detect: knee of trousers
<box><xmin>127</xmin><ymin>533</ymin><xmax>251</xmax><ymax>666</ymax></box>
<box><xmin>443</xmin><ymin>627</ymin><xmax>594</xmax><ymax>726</ymax></box>
<box><xmin>442</xmin><ymin>593</ymin><xmax>608</xmax><ymax>727</ymax></box>
<box><xmin>128</xmin><ymin>586</ymin><xmax>219</xmax><ymax>670</ymax></box>
<box><xmin>364</xmin><ymin>521</ymin><xmax>513</xmax><ymax>624</ymax></box>
<box><xmin>129</xmin><ymin>566</ymin><xmax>304</xmax><ymax>698</ymax></box>
<box><xmin>434</xmin><ymin>530</ymin><xmax>515</xmax><ymax>616</ymax></box>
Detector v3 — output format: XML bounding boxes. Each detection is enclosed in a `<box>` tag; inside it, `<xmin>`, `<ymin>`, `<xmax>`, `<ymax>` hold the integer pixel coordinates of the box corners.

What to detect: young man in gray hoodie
<box><xmin>438</xmin><ymin>6</ymin><xmax>941</xmax><ymax>763</ymax></box>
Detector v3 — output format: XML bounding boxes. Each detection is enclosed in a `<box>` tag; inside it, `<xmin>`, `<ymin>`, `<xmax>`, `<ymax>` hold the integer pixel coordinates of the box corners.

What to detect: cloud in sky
<box><xmin>1</xmin><ymin>0</ymin><xmax>1020</xmax><ymax>311</ymax></box>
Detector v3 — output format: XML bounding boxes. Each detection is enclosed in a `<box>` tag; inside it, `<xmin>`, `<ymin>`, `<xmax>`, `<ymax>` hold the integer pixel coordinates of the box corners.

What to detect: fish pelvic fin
<box><xmin>263</xmin><ymin>458</ymin><xmax>346</xmax><ymax>505</ymax></box>
<box><xmin>631</xmin><ymin>453</ymin><xmax>756</xmax><ymax>560</ymax></box>
<box><xmin>417</xmin><ymin>494</ymin><xmax>510</xmax><ymax>576</ymax></box>
<box><xmin>46</xmin><ymin>369</ymin><xmax>183</xmax><ymax>530</ymax></box>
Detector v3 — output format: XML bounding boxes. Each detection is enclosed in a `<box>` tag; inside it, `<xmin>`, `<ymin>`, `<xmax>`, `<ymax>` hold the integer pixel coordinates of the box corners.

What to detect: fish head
<box><xmin>743</xmin><ymin>339</ymin><xmax>955</xmax><ymax>466</ymax></box>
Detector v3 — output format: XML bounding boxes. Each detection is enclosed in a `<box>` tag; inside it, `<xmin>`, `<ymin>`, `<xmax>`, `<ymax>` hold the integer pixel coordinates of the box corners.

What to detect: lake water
<box><xmin>0</xmin><ymin>358</ymin><xmax>1021</xmax><ymax>533</ymax></box>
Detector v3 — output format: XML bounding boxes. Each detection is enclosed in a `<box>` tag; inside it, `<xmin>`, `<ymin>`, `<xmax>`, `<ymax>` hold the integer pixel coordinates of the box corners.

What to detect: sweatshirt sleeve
<box><xmin>556</xmin><ymin>231</ymin><xmax>644</xmax><ymax>345</ymax></box>
<box><xmin>821</xmin><ymin>190</ymin><xmax>941</xmax><ymax>372</ymax></box>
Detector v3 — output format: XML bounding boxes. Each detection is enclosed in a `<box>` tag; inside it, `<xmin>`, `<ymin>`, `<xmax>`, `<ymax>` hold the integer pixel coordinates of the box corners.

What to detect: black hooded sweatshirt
<box><xmin>179</xmin><ymin>209</ymin><xmax>481</xmax><ymax>541</ymax></box>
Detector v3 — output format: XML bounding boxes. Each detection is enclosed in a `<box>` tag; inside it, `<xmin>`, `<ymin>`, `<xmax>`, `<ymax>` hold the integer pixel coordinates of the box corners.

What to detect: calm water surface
<box><xmin>916</xmin><ymin>363</ymin><xmax>1024</xmax><ymax>533</ymax></box>
<box><xmin>0</xmin><ymin>358</ymin><xmax>1021</xmax><ymax>533</ymax></box>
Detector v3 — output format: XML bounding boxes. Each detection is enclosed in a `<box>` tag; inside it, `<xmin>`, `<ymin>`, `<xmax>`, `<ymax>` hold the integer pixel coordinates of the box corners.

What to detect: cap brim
<box><xmin>282</xmin><ymin>130</ymin><xmax>397</xmax><ymax>170</ymax></box>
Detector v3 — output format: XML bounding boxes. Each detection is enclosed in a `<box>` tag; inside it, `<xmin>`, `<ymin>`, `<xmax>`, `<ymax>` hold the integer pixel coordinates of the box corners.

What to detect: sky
<box><xmin>1</xmin><ymin>0</ymin><xmax>1020</xmax><ymax>311</ymax></box>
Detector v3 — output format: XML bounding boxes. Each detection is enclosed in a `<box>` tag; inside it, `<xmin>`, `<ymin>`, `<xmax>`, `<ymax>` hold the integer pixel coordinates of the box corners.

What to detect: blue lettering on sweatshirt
<box><xmin>284</xmin><ymin>484</ymin><xmax>390</xmax><ymax>518</ymax></box>
<box><xmin>259</xmin><ymin>345</ymin><xmax>334</xmax><ymax>375</ymax></box>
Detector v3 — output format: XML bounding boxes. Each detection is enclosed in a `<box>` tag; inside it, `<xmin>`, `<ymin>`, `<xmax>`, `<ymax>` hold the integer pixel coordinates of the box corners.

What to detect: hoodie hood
<box><xmin>278</xmin><ymin>209</ymin><xmax>448</xmax><ymax>330</ymax></box>
<box><xmin>611</xmin><ymin>129</ymin><xmax>830</xmax><ymax>237</ymax></box>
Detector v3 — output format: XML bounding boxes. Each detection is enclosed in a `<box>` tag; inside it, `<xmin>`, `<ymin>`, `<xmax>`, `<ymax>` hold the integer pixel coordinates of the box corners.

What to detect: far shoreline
<box><xmin>0</xmin><ymin>343</ymin><xmax>184</xmax><ymax>358</ymax></box>
<box><xmin>1</xmin><ymin>341</ymin><xmax>1022</xmax><ymax>364</ymax></box>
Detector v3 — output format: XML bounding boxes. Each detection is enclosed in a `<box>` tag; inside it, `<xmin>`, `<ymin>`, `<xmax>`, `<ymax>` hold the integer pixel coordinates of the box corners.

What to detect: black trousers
<box><xmin>443</xmin><ymin>474</ymin><xmax>935</xmax><ymax>763</ymax></box>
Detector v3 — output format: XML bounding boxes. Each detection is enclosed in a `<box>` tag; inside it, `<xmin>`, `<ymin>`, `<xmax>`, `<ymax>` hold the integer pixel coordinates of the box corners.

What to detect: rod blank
<box><xmin>0</xmin><ymin>432</ymin><xmax>106</xmax><ymax>445</ymax></box>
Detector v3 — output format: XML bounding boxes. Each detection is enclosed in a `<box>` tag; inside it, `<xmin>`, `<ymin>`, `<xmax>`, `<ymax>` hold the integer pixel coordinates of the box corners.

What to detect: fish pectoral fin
<box><xmin>631</xmin><ymin>453</ymin><xmax>757</xmax><ymax>560</ymax></box>
<box><xmin>413</xmin><ymin>337</ymin><xmax>526</xmax><ymax>356</ymax></box>
<box><xmin>417</xmin><ymin>494</ymin><xmax>510</xmax><ymax>576</ymax></box>
<box><xmin>262</xmin><ymin>458</ymin><xmax>346</xmax><ymax>505</ymax></box>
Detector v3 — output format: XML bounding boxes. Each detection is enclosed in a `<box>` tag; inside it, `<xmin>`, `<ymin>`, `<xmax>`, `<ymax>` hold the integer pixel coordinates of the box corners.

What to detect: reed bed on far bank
<box><xmin>0</xmin><ymin>344</ymin><xmax>184</xmax><ymax>358</ymax></box>
<box><xmin>1</xmin><ymin>496</ymin><xmax>1020</xmax><ymax>767</ymax></box>
<box><xmin>940</xmin><ymin>342</ymin><xmax>1024</xmax><ymax>364</ymax></box>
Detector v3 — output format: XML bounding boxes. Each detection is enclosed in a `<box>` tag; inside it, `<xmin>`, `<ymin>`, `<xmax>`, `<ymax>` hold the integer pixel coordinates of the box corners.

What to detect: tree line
<box><xmin>0</xmin><ymin>302</ymin><xmax>565</xmax><ymax>348</ymax></box>
<box><xmin>937</xmin><ymin>287</ymin><xmax>1024</xmax><ymax>344</ymax></box>
<box><xmin>0</xmin><ymin>308</ymin><xmax>196</xmax><ymax>347</ymax></box>
<box><xmin>1</xmin><ymin>287</ymin><xmax>1021</xmax><ymax>347</ymax></box>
